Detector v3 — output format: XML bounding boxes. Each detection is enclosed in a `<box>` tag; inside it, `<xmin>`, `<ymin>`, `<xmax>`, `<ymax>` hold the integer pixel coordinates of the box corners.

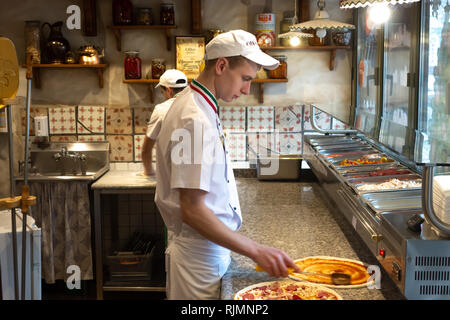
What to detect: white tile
<box><xmin>247</xmin><ymin>106</ymin><xmax>274</xmax><ymax>132</ymax></box>
<box><xmin>77</xmin><ymin>105</ymin><xmax>105</xmax><ymax>134</ymax></box>
<box><xmin>219</xmin><ymin>106</ymin><xmax>246</xmax><ymax>132</ymax></box>
<box><xmin>49</xmin><ymin>106</ymin><xmax>76</xmax><ymax>134</ymax></box>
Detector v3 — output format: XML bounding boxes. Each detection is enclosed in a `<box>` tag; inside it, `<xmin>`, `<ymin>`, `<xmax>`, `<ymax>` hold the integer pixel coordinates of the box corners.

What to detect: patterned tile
<box><xmin>21</xmin><ymin>106</ymin><xmax>48</xmax><ymax>135</ymax></box>
<box><xmin>50</xmin><ymin>135</ymin><xmax>77</xmax><ymax>142</ymax></box>
<box><xmin>227</xmin><ymin>133</ymin><xmax>246</xmax><ymax>161</ymax></box>
<box><xmin>107</xmin><ymin>135</ymin><xmax>133</xmax><ymax>162</ymax></box>
<box><xmin>303</xmin><ymin>107</ymin><xmax>312</xmax><ymax>130</ymax></box>
<box><xmin>277</xmin><ymin>133</ymin><xmax>302</xmax><ymax>154</ymax></box>
<box><xmin>133</xmin><ymin>135</ymin><xmax>146</xmax><ymax>162</ymax></box>
<box><xmin>48</xmin><ymin>106</ymin><xmax>76</xmax><ymax>134</ymax></box>
<box><xmin>77</xmin><ymin>105</ymin><xmax>105</xmax><ymax>134</ymax></box>
<box><xmin>313</xmin><ymin>110</ymin><xmax>332</xmax><ymax>130</ymax></box>
<box><xmin>218</xmin><ymin>106</ymin><xmax>246</xmax><ymax>132</ymax></box>
<box><xmin>133</xmin><ymin>108</ymin><xmax>153</xmax><ymax>134</ymax></box>
<box><xmin>77</xmin><ymin>135</ymin><xmax>105</xmax><ymax>142</ymax></box>
<box><xmin>332</xmin><ymin>118</ymin><xmax>349</xmax><ymax>130</ymax></box>
<box><xmin>247</xmin><ymin>133</ymin><xmax>277</xmax><ymax>159</ymax></box>
<box><xmin>275</xmin><ymin>105</ymin><xmax>302</xmax><ymax>133</ymax></box>
<box><xmin>247</xmin><ymin>106</ymin><xmax>274</xmax><ymax>132</ymax></box>
<box><xmin>106</xmin><ymin>107</ymin><xmax>132</xmax><ymax>134</ymax></box>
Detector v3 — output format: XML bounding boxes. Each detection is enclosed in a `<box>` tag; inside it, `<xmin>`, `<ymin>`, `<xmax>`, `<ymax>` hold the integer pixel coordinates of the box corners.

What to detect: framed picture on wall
<box><xmin>175</xmin><ymin>36</ymin><xmax>205</xmax><ymax>79</ymax></box>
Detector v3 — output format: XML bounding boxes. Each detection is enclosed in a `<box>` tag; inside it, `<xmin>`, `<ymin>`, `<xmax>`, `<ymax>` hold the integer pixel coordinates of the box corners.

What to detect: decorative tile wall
<box><xmin>107</xmin><ymin>135</ymin><xmax>133</xmax><ymax>162</ymax></box>
<box><xmin>133</xmin><ymin>135</ymin><xmax>145</xmax><ymax>162</ymax></box>
<box><xmin>106</xmin><ymin>107</ymin><xmax>132</xmax><ymax>134</ymax></box>
<box><xmin>247</xmin><ymin>106</ymin><xmax>274</xmax><ymax>132</ymax></box>
<box><xmin>21</xmin><ymin>104</ymin><xmax>346</xmax><ymax>163</ymax></box>
<box><xmin>77</xmin><ymin>105</ymin><xmax>105</xmax><ymax>134</ymax></box>
<box><xmin>48</xmin><ymin>106</ymin><xmax>76</xmax><ymax>134</ymax></box>
<box><xmin>219</xmin><ymin>106</ymin><xmax>246</xmax><ymax>132</ymax></box>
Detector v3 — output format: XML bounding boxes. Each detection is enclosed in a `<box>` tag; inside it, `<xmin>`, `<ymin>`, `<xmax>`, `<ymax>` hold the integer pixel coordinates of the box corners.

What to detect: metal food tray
<box><xmin>346</xmin><ymin>173</ymin><xmax>421</xmax><ymax>185</ymax></box>
<box><xmin>341</xmin><ymin>166</ymin><xmax>413</xmax><ymax>178</ymax></box>
<box><xmin>308</xmin><ymin>136</ymin><xmax>361</xmax><ymax>146</ymax></box>
<box><xmin>321</xmin><ymin>149</ymin><xmax>379</xmax><ymax>159</ymax></box>
<box><xmin>337</xmin><ymin>163</ymin><xmax>406</xmax><ymax>175</ymax></box>
<box><xmin>315</xmin><ymin>142</ymin><xmax>368</xmax><ymax>151</ymax></box>
<box><xmin>332</xmin><ymin>158</ymin><xmax>397</xmax><ymax>170</ymax></box>
<box><xmin>352</xmin><ymin>177</ymin><xmax>422</xmax><ymax>194</ymax></box>
<box><xmin>329</xmin><ymin>153</ymin><xmax>388</xmax><ymax>164</ymax></box>
<box><xmin>361</xmin><ymin>190</ymin><xmax>422</xmax><ymax>213</ymax></box>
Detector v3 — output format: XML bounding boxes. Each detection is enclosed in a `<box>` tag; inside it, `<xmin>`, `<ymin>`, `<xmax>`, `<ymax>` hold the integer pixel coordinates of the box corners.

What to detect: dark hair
<box><xmin>161</xmin><ymin>85</ymin><xmax>186</xmax><ymax>94</ymax></box>
<box><xmin>204</xmin><ymin>56</ymin><xmax>259</xmax><ymax>70</ymax></box>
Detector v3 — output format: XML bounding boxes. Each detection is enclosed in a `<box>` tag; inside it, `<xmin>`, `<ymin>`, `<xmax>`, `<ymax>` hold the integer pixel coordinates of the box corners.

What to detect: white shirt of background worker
<box><xmin>155</xmin><ymin>29</ymin><xmax>299</xmax><ymax>300</ymax></box>
<box><xmin>141</xmin><ymin>69</ymin><xmax>188</xmax><ymax>176</ymax></box>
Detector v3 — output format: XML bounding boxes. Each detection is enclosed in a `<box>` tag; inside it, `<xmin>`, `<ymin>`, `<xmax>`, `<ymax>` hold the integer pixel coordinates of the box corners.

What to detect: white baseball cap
<box><xmin>205</xmin><ymin>29</ymin><xmax>280</xmax><ymax>70</ymax></box>
<box><xmin>155</xmin><ymin>69</ymin><xmax>188</xmax><ymax>88</ymax></box>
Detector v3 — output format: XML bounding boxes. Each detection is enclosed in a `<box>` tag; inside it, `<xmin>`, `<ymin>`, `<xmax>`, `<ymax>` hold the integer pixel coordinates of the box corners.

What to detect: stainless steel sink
<box><xmin>15</xmin><ymin>142</ymin><xmax>110</xmax><ymax>181</ymax></box>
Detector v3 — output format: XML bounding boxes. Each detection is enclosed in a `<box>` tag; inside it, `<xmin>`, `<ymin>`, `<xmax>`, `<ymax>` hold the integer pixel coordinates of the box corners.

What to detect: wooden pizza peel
<box><xmin>0</xmin><ymin>37</ymin><xmax>36</xmax><ymax>300</ymax></box>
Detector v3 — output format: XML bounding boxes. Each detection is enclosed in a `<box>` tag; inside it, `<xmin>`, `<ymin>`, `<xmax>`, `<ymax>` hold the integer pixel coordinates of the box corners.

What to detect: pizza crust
<box><xmin>288</xmin><ymin>256</ymin><xmax>373</xmax><ymax>289</ymax></box>
<box><xmin>234</xmin><ymin>280</ymin><xmax>343</xmax><ymax>300</ymax></box>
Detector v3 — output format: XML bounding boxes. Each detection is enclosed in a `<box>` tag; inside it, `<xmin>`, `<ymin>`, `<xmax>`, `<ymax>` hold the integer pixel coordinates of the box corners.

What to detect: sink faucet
<box><xmin>53</xmin><ymin>146</ymin><xmax>88</xmax><ymax>175</ymax></box>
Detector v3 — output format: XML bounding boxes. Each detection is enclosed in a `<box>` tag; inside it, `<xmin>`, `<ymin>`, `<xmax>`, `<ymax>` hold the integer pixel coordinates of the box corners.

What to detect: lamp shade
<box><xmin>339</xmin><ymin>0</ymin><xmax>421</xmax><ymax>9</ymax></box>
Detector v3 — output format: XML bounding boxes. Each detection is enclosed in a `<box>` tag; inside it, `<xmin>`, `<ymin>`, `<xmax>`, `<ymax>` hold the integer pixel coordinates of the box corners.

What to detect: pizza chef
<box><xmin>154</xmin><ymin>29</ymin><xmax>299</xmax><ymax>300</ymax></box>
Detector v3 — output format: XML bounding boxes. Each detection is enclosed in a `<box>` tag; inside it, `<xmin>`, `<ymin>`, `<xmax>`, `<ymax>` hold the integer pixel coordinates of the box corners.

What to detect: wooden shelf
<box><xmin>261</xmin><ymin>45</ymin><xmax>351</xmax><ymax>71</ymax></box>
<box><xmin>25</xmin><ymin>63</ymin><xmax>108</xmax><ymax>89</ymax></box>
<box><xmin>253</xmin><ymin>78</ymin><xmax>288</xmax><ymax>103</ymax></box>
<box><xmin>108</xmin><ymin>25</ymin><xmax>177</xmax><ymax>52</ymax></box>
<box><xmin>123</xmin><ymin>78</ymin><xmax>288</xmax><ymax>104</ymax></box>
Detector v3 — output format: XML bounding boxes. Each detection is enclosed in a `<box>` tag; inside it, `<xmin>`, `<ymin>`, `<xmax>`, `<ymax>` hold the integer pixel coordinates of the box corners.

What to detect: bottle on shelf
<box><xmin>124</xmin><ymin>51</ymin><xmax>142</xmax><ymax>79</ymax></box>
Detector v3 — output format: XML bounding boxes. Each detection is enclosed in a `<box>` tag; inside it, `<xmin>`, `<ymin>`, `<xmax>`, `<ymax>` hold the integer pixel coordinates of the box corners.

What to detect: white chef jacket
<box><xmin>155</xmin><ymin>79</ymin><xmax>242</xmax><ymax>299</ymax></box>
<box><xmin>146</xmin><ymin>97</ymin><xmax>176</xmax><ymax>140</ymax></box>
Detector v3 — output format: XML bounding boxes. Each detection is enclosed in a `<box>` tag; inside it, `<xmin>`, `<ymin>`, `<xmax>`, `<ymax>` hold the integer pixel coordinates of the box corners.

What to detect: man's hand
<box><xmin>251</xmin><ymin>244</ymin><xmax>299</xmax><ymax>278</ymax></box>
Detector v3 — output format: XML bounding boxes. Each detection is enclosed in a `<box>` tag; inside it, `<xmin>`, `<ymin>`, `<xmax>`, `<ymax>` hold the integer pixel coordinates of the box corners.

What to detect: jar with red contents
<box><xmin>124</xmin><ymin>51</ymin><xmax>142</xmax><ymax>79</ymax></box>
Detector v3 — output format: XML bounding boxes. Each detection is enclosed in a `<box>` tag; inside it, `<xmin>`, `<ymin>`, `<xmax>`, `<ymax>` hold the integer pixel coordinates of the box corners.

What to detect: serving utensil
<box><xmin>255</xmin><ymin>264</ymin><xmax>351</xmax><ymax>285</ymax></box>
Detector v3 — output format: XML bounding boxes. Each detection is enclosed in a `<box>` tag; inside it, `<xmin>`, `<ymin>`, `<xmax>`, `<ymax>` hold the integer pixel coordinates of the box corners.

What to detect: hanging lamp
<box><xmin>290</xmin><ymin>0</ymin><xmax>355</xmax><ymax>41</ymax></box>
<box><xmin>278</xmin><ymin>0</ymin><xmax>313</xmax><ymax>46</ymax></box>
<box><xmin>339</xmin><ymin>0</ymin><xmax>421</xmax><ymax>9</ymax></box>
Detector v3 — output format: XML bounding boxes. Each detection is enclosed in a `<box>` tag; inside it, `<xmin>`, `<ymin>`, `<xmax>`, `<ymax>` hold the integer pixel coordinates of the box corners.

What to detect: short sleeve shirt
<box><xmin>146</xmin><ymin>97</ymin><xmax>175</xmax><ymax>140</ymax></box>
<box><xmin>154</xmin><ymin>79</ymin><xmax>242</xmax><ymax>240</ymax></box>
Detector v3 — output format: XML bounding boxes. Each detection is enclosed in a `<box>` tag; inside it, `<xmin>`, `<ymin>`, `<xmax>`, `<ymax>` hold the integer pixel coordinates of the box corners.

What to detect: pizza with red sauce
<box><xmin>234</xmin><ymin>280</ymin><xmax>342</xmax><ymax>300</ymax></box>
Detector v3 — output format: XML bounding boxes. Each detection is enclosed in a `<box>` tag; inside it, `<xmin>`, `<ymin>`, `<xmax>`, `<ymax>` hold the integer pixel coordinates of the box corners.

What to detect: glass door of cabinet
<box><xmin>354</xmin><ymin>7</ymin><xmax>381</xmax><ymax>138</ymax></box>
<box><xmin>379</xmin><ymin>3</ymin><xmax>419</xmax><ymax>157</ymax></box>
<box><xmin>417</xmin><ymin>0</ymin><xmax>450</xmax><ymax>167</ymax></box>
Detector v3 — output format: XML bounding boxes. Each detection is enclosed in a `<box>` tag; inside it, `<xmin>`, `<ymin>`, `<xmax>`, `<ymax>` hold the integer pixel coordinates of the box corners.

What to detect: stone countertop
<box><xmin>221</xmin><ymin>178</ymin><xmax>405</xmax><ymax>300</ymax></box>
<box><xmin>91</xmin><ymin>170</ymin><xmax>156</xmax><ymax>190</ymax></box>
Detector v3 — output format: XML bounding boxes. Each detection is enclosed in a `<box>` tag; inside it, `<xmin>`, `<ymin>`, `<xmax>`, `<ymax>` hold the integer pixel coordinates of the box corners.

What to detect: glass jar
<box><xmin>124</xmin><ymin>51</ymin><xmax>142</xmax><ymax>79</ymax></box>
<box><xmin>151</xmin><ymin>58</ymin><xmax>166</xmax><ymax>79</ymax></box>
<box><xmin>268</xmin><ymin>55</ymin><xmax>287</xmax><ymax>79</ymax></box>
<box><xmin>137</xmin><ymin>8</ymin><xmax>153</xmax><ymax>25</ymax></box>
<box><xmin>113</xmin><ymin>0</ymin><xmax>133</xmax><ymax>25</ymax></box>
<box><xmin>280</xmin><ymin>12</ymin><xmax>293</xmax><ymax>47</ymax></box>
<box><xmin>25</xmin><ymin>21</ymin><xmax>41</xmax><ymax>64</ymax></box>
<box><xmin>160</xmin><ymin>3</ymin><xmax>175</xmax><ymax>25</ymax></box>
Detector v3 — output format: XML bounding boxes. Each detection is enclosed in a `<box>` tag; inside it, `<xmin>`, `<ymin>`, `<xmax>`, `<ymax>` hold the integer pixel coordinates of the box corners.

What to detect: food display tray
<box><xmin>361</xmin><ymin>190</ymin><xmax>422</xmax><ymax>213</ymax></box>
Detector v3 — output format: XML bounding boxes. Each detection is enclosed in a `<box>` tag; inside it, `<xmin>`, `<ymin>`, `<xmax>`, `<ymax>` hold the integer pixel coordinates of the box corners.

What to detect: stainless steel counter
<box><xmin>221</xmin><ymin>178</ymin><xmax>405</xmax><ymax>300</ymax></box>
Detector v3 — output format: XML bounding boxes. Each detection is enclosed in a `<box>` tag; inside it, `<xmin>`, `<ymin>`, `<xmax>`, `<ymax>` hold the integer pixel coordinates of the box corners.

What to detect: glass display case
<box><xmin>417</xmin><ymin>0</ymin><xmax>450</xmax><ymax>167</ymax></box>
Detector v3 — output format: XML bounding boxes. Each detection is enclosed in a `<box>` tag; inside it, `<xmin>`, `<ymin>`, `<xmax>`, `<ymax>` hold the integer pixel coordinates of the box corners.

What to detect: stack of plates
<box><xmin>433</xmin><ymin>175</ymin><xmax>450</xmax><ymax>223</ymax></box>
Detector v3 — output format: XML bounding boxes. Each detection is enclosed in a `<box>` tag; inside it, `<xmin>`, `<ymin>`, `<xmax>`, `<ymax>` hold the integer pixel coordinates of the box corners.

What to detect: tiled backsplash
<box><xmin>22</xmin><ymin>105</ymin><xmax>348</xmax><ymax>162</ymax></box>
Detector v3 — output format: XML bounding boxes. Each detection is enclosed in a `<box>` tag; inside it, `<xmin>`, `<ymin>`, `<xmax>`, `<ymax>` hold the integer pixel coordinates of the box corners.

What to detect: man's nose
<box><xmin>241</xmin><ymin>82</ymin><xmax>251</xmax><ymax>95</ymax></box>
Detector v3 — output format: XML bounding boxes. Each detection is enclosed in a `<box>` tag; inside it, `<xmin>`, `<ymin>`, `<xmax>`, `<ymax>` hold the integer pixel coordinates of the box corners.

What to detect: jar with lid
<box><xmin>24</xmin><ymin>21</ymin><xmax>41</xmax><ymax>64</ymax></box>
<box><xmin>124</xmin><ymin>51</ymin><xmax>142</xmax><ymax>79</ymax></box>
<box><xmin>151</xmin><ymin>58</ymin><xmax>166</xmax><ymax>79</ymax></box>
<box><xmin>268</xmin><ymin>55</ymin><xmax>287</xmax><ymax>79</ymax></box>
<box><xmin>280</xmin><ymin>11</ymin><xmax>294</xmax><ymax>47</ymax></box>
<box><xmin>113</xmin><ymin>0</ymin><xmax>133</xmax><ymax>25</ymax></box>
<box><xmin>160</xmin><ymin>3</ymin><xmax>175</xmax><ymax>25</ymax></box>
<box><xmin>137</xmin><ymin>8</ymin><xmax>153</xmax><ymax>25</ymax></box>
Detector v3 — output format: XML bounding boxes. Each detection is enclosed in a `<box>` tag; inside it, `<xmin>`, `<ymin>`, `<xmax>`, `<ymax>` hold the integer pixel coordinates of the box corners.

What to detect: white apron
<box><xmin>165</xmin><ymin>236</ymin><xmax>231</xmax><ymax>300</ymax></box>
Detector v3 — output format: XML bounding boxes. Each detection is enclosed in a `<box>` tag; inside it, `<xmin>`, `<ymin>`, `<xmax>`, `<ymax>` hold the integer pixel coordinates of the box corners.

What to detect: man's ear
<box><xmin>215</xmin><ymin>57</ymin><xmax>228</xmax><ymax>75</ymax></box>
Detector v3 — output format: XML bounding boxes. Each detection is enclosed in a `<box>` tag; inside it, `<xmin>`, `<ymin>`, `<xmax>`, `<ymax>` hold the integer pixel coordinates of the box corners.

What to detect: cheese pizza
<box><xmin>234</xmin><ymin>280</ymin><xmax>343</xmax><ymax>300</ymax></box>
<box><xmin>288</xmin><ymin>256</ymin><xmax>372</xmax><ymax>288</ymax></box>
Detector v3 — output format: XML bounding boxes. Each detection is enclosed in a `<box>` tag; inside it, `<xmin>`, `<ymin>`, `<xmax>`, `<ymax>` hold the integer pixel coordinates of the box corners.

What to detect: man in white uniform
<box><xmin>155</xmin><ymin>30</ymin><xmax>299</xmax><ymax>300</ymax></box>
<box><xmin>142</xmin><ymin>69</ymin><xmax>188</xmax><ymax>175</ymax></box>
